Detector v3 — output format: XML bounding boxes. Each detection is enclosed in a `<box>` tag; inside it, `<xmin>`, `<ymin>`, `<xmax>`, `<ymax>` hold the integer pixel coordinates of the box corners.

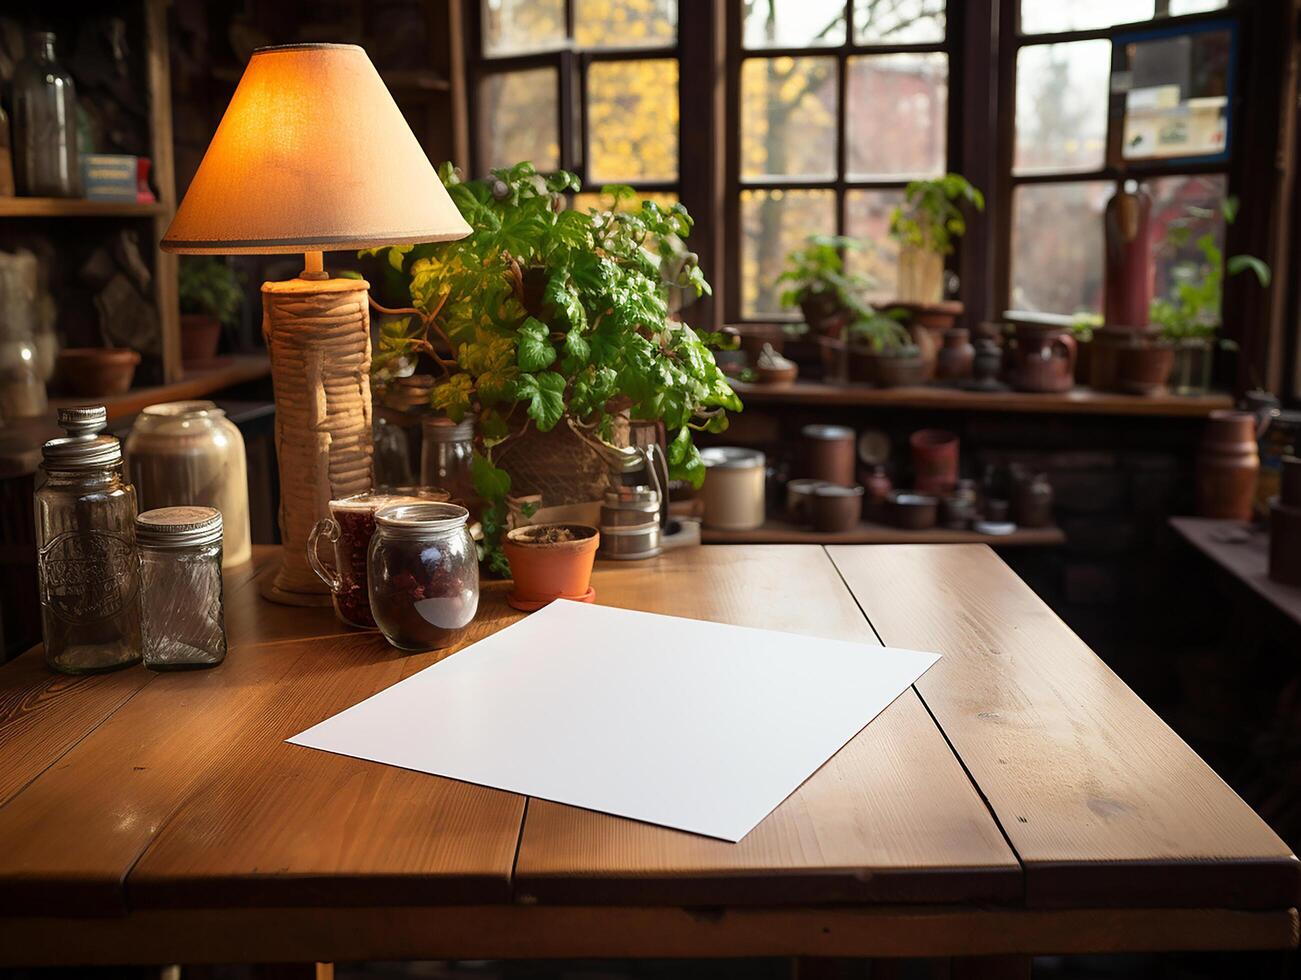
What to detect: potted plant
<box><xmin>501</xmin><ymin>522</ymin><xmax>600</xmax><ymax>611</ymax></box>
<box><xmin>846</xmin><ymin>308</ymin><xmax>911</xmax><ymax>384</ymax></box>
<box><xmin>177</xmin><ymin>257</ymin><xmax>243</xmax><ymax>367</ymax></box>
<box><xmin>365</xmin><ymin>162</ymin><xmax>740</xmax><ymax>577</ymax></box>
<box><xmin>1148</xmin><ymin>197</ymin><xmax>1270</xmax><ymax>396</ymax></box>
<box><xmin>777</xmin><ymin>234</ymin><xmax>871</xmax><ymax>337</ymax></box>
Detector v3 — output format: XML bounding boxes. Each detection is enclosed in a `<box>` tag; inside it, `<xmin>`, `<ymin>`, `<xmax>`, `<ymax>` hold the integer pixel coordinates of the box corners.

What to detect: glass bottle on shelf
<box><xmin>0</xmin><ymin>252</ymin><xmax>47</xmax><ymax>419</ymax></box>
<box><xmin>35</xmin><ymin>409</ymin><xmax>141</xmax><ymax>674</ymax></box>
<box><xmin>0</xmin><ymin>102</ymin><xmax>15</xmax><ymax>196</ymax></box>
<box><xmin>420</xmin><ymin>414</ymin><xmax>479</xmax><ymax>517</ymax></box>
<box><xmin>136</xmin><ymin>506</ymin><xmax>227</xmax><ymax>670</ymax></box>
<box><xmin>12</xmin><ymin>32</ymin><xmax>81</xmax><ymax>198</ymax></box>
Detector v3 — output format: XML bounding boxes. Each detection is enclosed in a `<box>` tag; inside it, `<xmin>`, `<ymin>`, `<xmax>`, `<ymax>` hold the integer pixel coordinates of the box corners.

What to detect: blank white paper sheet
<box><xmin>289</xmin><ymin>600</ymin><xmax>939</xmax><ymax>842</ymax></box>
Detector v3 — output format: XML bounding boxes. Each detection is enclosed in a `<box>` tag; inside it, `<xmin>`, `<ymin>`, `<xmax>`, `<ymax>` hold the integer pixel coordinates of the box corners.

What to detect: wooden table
<box><xmin>0</xmin><ymin>544</ymin><xmax>1296</xmax><ymax>974</ymax></box>
<box><xmin>1170</xmin><ymin>516</ymin><xmax>1301</xmax><ymax>630</ymax></box>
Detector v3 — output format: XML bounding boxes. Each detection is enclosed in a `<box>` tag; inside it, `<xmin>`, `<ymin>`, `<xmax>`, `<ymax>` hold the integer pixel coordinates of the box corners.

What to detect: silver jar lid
<box><xmin>422</xmin><ymin>414</ymin><xmax>476</xmax><ymax>442</ymax></box>
<box><xmin>375</xmin><ymin>501</ymin><xmax>470</xmax><ymax>539</ymax></box>
<box><xmin>136</xmin><ymin>506</ymin><xmax>224</xmax><ymax>548</ymax></box>
<box><xmin>802</xmin><ymin>423</ymin><xmax>854</xmax><ymax>441</ymax></box>
<box><xmin>605</xmin><ymin>485</ymin><xmax>659</xmax><ymax>506</ymax></box>
<box><xmin>57</xmin><ymin>405</ymin><xmax>108</xmax><ymax>436</ymax></box>
<box><xmin>140</xmin><ymin>399</ymin><xmax>221</xmax><ymax>418</ymax></box>
<box><xmin>701</xmin><ymin>447</ymin><xmax>765</xmax><ymax>470</ymax></box>
<box><xmin>42</xmin><ymin>434</ymin><xmax>122</xmax><ymax>468</ymax></box>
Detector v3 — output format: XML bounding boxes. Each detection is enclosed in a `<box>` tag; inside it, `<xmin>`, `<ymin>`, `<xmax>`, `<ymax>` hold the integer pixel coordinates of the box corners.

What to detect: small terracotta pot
<box><xmin>800</xmin><ymin>291</ymin><xmax>853</xmax><ymax>336</ymax></box>
<box><xmin>872</xmin><ymin>353</ymin><xmax>927</xmax><ymax>388</ymax></box>
<box><xmin>910</xmin><ymin>429</ymin><xmax>959</xmax><ymax>495</ymax></box>
<box><xmin>755</xmin><ymin>360</ymin><xmax>798</xmax><ymax>386</ymax></box>
<box><xmin>56</xmin><ymin>347</ymin><xmax>141</xmax><ymax>397</ymax></box>
<box><xmin>935</xmin><ymin>327</ymin><xmax>975</xmax><ymax>382</ymax></box>
<box><xmin>812</xmin><ymin>484</ymin><xmax>864</xmax><ymax>533</ymax></box>
<box><xmin>181</xmin><ymin>313</ymin><xmax>222</xmax><ymax>366</ymax></box>
<box><xmin>786</xmin><ymin>478</ymin><xmax>828</xmax><ymax>524</ymax></box>
<box><xmin>1195</xmin><ymin>410</ymin><xmax>1260</xmax><ymax>521</ymax></box>
<box><xmin>886</xmin><ymin>491</ymin><xmax>938</xmax><ymax>530</ymax></box>
<box><xmin>503</xmin><ymin>523</ymin><xmax>600</xmax><ymax>612</ymax></box>
<box><xmin>1116</xmin><ymin>340</ymin><xmax>1174</xmax><ymax>396</ymax></box>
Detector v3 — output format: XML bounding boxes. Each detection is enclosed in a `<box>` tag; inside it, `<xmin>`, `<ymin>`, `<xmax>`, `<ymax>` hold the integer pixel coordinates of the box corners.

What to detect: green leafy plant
<box><xmin>364</xmin><ymin>161</ymin><xmax>740</xmax><ymax>574</ymax></box>
<box><xmin>1070</xmin><ymin>312</ymin><xmax>1103</xmax><ymax>343</ymax></box>
<box><xmin>847</xmin><ymin>308</ymin><xmax>912</xmax><ymax>354</ymax></box>
<box><xmin>1149</xmin><ymin>196</ymin><xmax>1270</xmax><ymax>343</ymax></box>
<box><xmin>776</xmin><ymin>234</ymin><xmax>872</xmax><ymax>316</ymax></box>
<box><xmin>889</xmin><ymin>174</ymin><xmax>985</xmax><ymax>256</ymax></box>
<box><xmin>178</xmin><ymin>257</ymin><xmax>243</xmax><ymax>326</ymax></box>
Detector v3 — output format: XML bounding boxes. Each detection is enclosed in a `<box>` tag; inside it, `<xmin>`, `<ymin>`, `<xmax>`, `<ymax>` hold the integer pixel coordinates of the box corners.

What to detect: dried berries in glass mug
<box><xmin>307</xmin><ymin>487</ymin><xmax>449</xmax><ymax>628</ymax></box>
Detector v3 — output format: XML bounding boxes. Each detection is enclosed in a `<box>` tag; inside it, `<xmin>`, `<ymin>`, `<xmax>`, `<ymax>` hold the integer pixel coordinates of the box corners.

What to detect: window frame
<box><xmin>723</xmin><ymin>0</ymin><xmax>958</xmax><ymax>323</ymax></box>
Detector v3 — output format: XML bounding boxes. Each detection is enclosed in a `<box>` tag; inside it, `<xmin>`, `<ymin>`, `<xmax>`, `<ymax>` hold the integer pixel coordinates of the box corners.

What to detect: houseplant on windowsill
<box><xmin>847</xmin><ymin>309</ymin><xmax>923</xmax><ymax>388</ymax></box>
<box><xmin>778</xmin><ymin>234</ymin><xmax>872</xmax><ymax>337</ymax></box>
<box><xmin>1147</xmin><ymin>197</ymin><xmax>1271</xmax><ymax>396</ymax></box>
<box><xmin>365</xmin><ymin>162</ymin><xmax>740</xmax><ymax>577</ymax></box>
<box><xmin>177</xmin><ymin>257</ymin><xmax>242</xmax><ymax>367</ymax></box>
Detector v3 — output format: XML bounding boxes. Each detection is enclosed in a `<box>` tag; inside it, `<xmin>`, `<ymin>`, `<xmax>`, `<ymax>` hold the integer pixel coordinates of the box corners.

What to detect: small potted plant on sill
<box><xmin>177</xmin><ymin>257</ymin><xmax>243</xmax><ymax>367</ymax></box>
<box><xmin>847</xmin><ymin>309</ymin><xmax>924</xmax><ymax>388</ymax></box>
<box><xmin>777</xmin><ymin>234</ymin><xmax>872</xmax><ymax>338</ymax></box>
<box><xmin>1146</xmin><ymin>196</ymin><xmax>1270</xmax><ymax>396</ymax></box>
<box><xmin>885</xmin><ymin>174</ymin><xmax>984</xmax><ymax>377</ymax></box>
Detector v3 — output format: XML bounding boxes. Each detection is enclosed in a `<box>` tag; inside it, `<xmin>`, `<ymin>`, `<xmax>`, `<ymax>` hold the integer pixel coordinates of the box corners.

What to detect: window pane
<box><xmin>741</xmin><ymin>189</ymin><xmax>836</xmax><ymax>317</ymax></box>
<box><xmin>573</xmin><ymin>190</ymin><xmax>679</xmax><ymax>212</ymax></box>
<box><xmin>575</xmin><ymin>0</ymin><xmax>677</xmax><ymax>48</ymax></box>
<box><xmin>483</xmin><ymin>0</ymin><xmax>566</xmax><ymax>55</ymax></box>
<box><xmin>741</xmin><ymin>57</ymin><xmax>837</xmax><ymax>179</ymax></box>
<box><xmin>744</xmin><ymin>0</ymin><xmax>846</xmax><ymax>48</ymax></box>
<box><xmin>1169</xmin><ymin>0</ymin><xmax>1228</xmax><ymax>13</ymax></box>
<box><xmin>480</xmin><ymin>69</ymin><xmax>560</xmax><ymax>171</ymax></box>
<box><xmin>845</xmin><ymin>189</ymin><xmax>905</xmax><ymax>301</ymax></box>
<box><xmin>846</xmin><ymin>54</ymin><xmax>946</xmax><ymax>179</ymax></box>
<box><xmin>1148</xmin><ymin>174</ymin><xmax>1226</xmax><ymax>304</ymax></box>
<box><xmin>1020</xmin><ymin>0</ymin><xmax>1153</xmax><ymax>34</ymax></box>
<box><xmin>854</xmin><ymin>0</ymin><xmax>945</xmax><ymax>44</ymax></box>
<box><xmin>587</xmin><ymin>59</ymin><xmax>679</xmax><ymax>183</ymax></box>
<box><xmin>1014</xmin><ymin>40</ymin><xmax>1110</xmax><ymax>175</ymax></box>
<box><xmin>1011</xmin><ymin>181</ymin><xmax>1110</xmax><ymax>315</ymax></box>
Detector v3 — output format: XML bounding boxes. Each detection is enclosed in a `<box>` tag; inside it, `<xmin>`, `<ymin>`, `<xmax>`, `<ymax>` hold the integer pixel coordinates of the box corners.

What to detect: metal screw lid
<box><xmin>374</xmin><ymin>501</ymin><xmax>470</xmax><ymax>539</ymax></box>
<box><xmin>41</xmin><ymin>434</ymin><xmax>122</xmax><ymax>468</ymax></box>
<box><xmin>422</xmin><ymin>414</ymin><xmax>476</xmax><ymax>442</ymax></box>
<box><xmin>801</xmin><ymin>423</ymin><xmax>854</xmax><ymax>441</ymax></box>
<box><xmin>136</xmin><ymin>506</ymin><xmax>224</xmax><ymax>549</ymax></box>
<box><xmin>57</xmin><ymin>405</ymin><xmax>107</xmax><ymax>436</ymax></box>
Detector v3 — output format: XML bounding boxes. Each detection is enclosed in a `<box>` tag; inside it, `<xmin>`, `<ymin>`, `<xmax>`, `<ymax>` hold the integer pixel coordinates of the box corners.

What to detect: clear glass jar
<box><xmin>421</xmin><ymin>415</ymin><xmax>478</xmax><ymax>517</ymax></box>
<box><xmin>36</xmin><ymin>423</ymin><xmax>141</xmax><ymax>674</ymax></box>
<box><xmin>125</xmin><ymin>400</ymin><xmax>251</xmax><ymax>567</ymax></box>
<box><xmin>368</xmin><ymin>502</ymin><xmax>479</xmax><ymax>651</ymax></box>
<box><xmin>307</xmin><ymin>487</ymin><xmax>449</xmax><ymax>629</ymax></box>
<box><xmin>0</xmin><ymin>250</ymin><xmax>47</xmax><ymax>420</ymax></box>
<box><xmin>137</xmin><ymin>506</ymin><xmax>226</xmax><ymax>670</ymax></box>
<box><xmin>12</xmin><ymin>32</ymin><xmax>80</xmax><ymax>198</ymax></box>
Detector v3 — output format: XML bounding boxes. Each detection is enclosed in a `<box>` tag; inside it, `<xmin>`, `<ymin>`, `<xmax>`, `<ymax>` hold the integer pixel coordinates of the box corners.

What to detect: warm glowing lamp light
<box><xmin>162</xmin><ymin>43</ymin><xmax>470</xmax><ymax>604</ymax></box>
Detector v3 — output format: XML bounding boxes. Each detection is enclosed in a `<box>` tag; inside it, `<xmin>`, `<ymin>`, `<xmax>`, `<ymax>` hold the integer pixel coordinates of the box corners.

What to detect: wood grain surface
<box><xmin>513</xmin><ymin>545</ymin><xmax>1021</xmax><ymax>905</ymax></box>
<box><xmin>826</xmin><ymin>544</ymin><xmax>1300</xmax><ymax>910</ymax></box>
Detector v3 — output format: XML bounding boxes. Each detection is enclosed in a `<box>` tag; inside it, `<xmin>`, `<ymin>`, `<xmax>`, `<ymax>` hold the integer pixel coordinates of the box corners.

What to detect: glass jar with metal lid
<box><xmin>136</xmin><ymin>506</ymin><xmax>226</xmax><ymax>670</ymax></box>
<box><xmin>35</xmin><ymin>410</ymin><xmax>141</xmax><ymax>674</ymax></box>
<box><xmin>368</xmin><ymin>502</ymin><xmax>479</xmax><ymax>651</ymax></box>
<box><xmin>420</xmin><ymin>414</ymin><xmax>478</xmax><ymax>516</ymax></box>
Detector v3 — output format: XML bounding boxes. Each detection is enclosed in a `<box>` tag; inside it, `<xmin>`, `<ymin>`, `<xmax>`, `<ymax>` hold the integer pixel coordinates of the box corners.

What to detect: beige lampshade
<box><xmin>162</xmin><ymin>43</ymin><xmax>471</xmax><ymax>254</ymax></box>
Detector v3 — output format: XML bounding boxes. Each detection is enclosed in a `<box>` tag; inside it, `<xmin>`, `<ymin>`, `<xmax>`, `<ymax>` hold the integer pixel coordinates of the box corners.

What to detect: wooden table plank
<box><xmin>513</xmin><ymin>545</ymin><xmax>1021</xmax><ymax>906</ymax></box>
<box><xmin>827</xmin><ymin>543</ymin><xmax>1300</xmax><ymax>910</ymax></box>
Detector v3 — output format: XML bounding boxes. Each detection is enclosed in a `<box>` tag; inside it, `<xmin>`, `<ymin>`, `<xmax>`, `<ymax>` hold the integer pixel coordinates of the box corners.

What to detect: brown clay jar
<box><xmin>802</xmin><ymin>424</ymin><xmax>856</xmax><ymax>486</ymax></box>
<box><xmin>1196</xmin><ymin>410</ymin><xmax>1260</xmax><ymax>521</ymax></box>
<box><xmin>1007</xmin><ymin>323</ymin><xmax>1076</xmax><ymax>393</ymax></box>
<box><xmin>1013</xmin><ymin>472</ymin><xmax>1054</xmax><ymax>528</ymax></box>
<box><xmin>909</xmin><ymin>429</ymin><xmax>959</xmax><ymax>495</ymax></box>
<box><xmin>935</xmin><ymin>327</ymin><xmax>975</xmax><ymax>382</ymax></box>
<box><xmin>812</xmin><ymin>484</ymin><xmax>864</xmax><ymax>533</ymax></box>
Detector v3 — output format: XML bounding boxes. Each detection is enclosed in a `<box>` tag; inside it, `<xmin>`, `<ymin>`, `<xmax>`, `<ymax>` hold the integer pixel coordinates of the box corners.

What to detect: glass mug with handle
<box><xmin>308</xmin><ymin>487</ymin><xmax>448</xmax><ymax>628</ymax></box>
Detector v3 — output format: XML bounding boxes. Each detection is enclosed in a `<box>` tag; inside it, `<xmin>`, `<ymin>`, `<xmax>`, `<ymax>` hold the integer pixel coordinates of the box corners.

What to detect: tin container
<box><xmin>802</xmin><ymin>424</ymin><xmax>856</xmax><ymax>486</ymax></box>
<box><xmin>700</xmin><ymin>447</ymin><xmax>766</xmax><ymax>530</ymax></box>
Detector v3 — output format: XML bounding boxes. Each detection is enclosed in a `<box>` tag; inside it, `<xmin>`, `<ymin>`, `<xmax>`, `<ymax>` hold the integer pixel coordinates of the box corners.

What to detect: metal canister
<box><xmin>598</xmin><ymin>486</ymin><xmax>662</xmax><ymax>560</ymax></box>
<box><xmin>700</xmin><ymin>447</ymin><xmax>766</xmax><ymax>530</ymax></box>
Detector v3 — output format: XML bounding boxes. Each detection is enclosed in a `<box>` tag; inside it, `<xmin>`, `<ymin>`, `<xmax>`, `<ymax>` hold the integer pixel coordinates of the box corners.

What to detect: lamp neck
<box><xmin>300</xmin><ymin>250</ymin><xmax>328</xmax><ymax>282</ymax></box>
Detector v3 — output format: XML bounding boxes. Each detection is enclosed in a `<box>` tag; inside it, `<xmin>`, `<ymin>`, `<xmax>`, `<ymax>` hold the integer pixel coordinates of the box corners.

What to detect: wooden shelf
<box><xmin>49</xmin><ymin>354</ymin><xmax>271</xmax><ymax>421</ymax></box>
<box><xmin>731</xmin><ymin>380</ymin><xmax>1233</xmax><ymax>418</ymax></box>
<box><xmin>1170</xmin><ymin>517</ymin><xmax>1301</xmax><ymax>630</ymax></box>
<box><xmin>0</xmin><ymin>198</ymin><xmax>168</xmax><ymax>218</ymax></box>
<box><xmin>701</xmin><ymin>518</ymin><xmax>1066</xmax><ymax>547</ymax></box>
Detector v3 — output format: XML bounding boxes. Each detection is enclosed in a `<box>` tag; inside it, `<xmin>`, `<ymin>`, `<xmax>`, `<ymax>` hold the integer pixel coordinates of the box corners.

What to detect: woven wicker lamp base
<box><xmin>258</xmin><ymin>276</ymin><xmax>373</xmax><ymax>605</ymax></box>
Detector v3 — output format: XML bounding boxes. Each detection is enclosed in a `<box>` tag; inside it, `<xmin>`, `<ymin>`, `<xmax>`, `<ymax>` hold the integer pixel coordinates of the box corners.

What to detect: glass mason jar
<box><xmin>12</xmin><ymin>32</ymin><xmax>81</xmax><ymax>198</ymax></box>
<box><xmin>125</xmin><ymin>400</ymin><xmax>252</xmax><ymax>567</ymax></box>
<box><xmin>421</xmin><ymin>415</ymin><xmax>478</xmax><ymax>516</ymax></box>
<box><xmin>0</xmin><ymin>251</ymin><xmax>48</xmax><ymax>420</ymax></box>
<box><xmin>368</xmin><ymin>502</ymin><xmax>479</xmax><ymax>651</ymax></box>
<box><xmin>136</xmin><ymin>506</ymin><xmax>226</xmax><ymax>670</ymax></box>
<box><xmin>308</xmin><ymin>487</ymin><xmax>449</xmax><ymax>629</ymax></box>
<box><xmin>36</xmin><ymin>430</ymin><xmax>141</xmax><ymax>673</ymax></box>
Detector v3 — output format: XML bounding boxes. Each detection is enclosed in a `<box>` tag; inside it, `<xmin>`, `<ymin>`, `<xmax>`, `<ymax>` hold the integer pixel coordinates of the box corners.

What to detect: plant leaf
<box><xmin>516</xmin><ymin>316</ymin><xmax>557</xmax><ymax>372</ymax></box>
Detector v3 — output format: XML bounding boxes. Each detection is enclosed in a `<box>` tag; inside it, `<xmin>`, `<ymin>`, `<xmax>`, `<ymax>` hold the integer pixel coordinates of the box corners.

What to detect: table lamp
<box><xmin>161</xmin><ymin>43</ymin><xmax>471</xmax><ymax>604</ymax></box>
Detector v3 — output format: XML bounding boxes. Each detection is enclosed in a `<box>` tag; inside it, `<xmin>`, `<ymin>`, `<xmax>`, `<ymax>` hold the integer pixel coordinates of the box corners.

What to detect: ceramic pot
<box><xmin>802</xmin><ymin>424</ymin><xmax>856</xmax><ymax>486</ymax></box>
<box><xmin>1006</xmin><ymin>323</ymin><xmax>1077</xmax><ymax>393</ymax></box>
<box><xmin>910</xmin><ymin>429</ymin><xmax>959</xmax><ymax>495</ymax></box>
<box><xmin>180</xmin><ymin>313</ymin><xmax>222</xmax><ymax>366</ymax></box>
<box><xmin>886</xmin><ymin>491</ymin><xmax>938</xmax><ymax>530</ymax></box>
<box><xmin>1195</xmin><ymin>410</ymin><xmax>1260</xmax><ymax>521</ymax></box>
<box><xmin>1270</xmin><ymin>457</ymin><xmax>1301</xmax><ymax>586</ymax></box>
<box><xmin>861</xmin><ymin>465</ymin><xmax>893</xmax><ymax>519</ymax></box>
<box><xmin>1117</xmin><ymin>341</ymin><xmax>1174</xmax><ymax>396</ymax></box>
<box><xmin>56</xmin><ymin>347</ymin><xmax>140</xmax><ymax>397</ymax></box>
<box><xmin>503</xmin><ymin>523</ymin><xmax>600</xmax><ymax>611</ymax></box>
<box><xmin>1013</xmin><ymin>472</ymin><xmax>1054</xmax><ymax>528</ymax></box>
<box><xmin>1090</xmin><ymin>325</ymin><xmax>1139</xmax><ymax>392</ymax></box>
<box><xmin>968</xmin><ymin>338</ymin><xmax>1003</xmax><ymax>388</ymax></box>
<box><xmin>872</xmin><ymin>353</ymin><xmax>927</xmax><ymax>388</ymax></box>
<box><xmin>940</xmin><ymin>478</ymin><xmax>979</xmax><ymax>529</ymax></box>
<box><xmin>799</xmin><ymin>290</ymin><xmax>853</xmax><ymax>336</ymax></box>
<box><xmin>738</xmin><ymin>325</ymin><xmax>786</xmax><ymax>361</ymax></box>
<box><xmin>935</xmin><ymin>327</ymin><xmax>974</xmax><ymax>382</ymax></box>
<box><xmin>786</xmin><ymin>478</ymin><xmax>828</xmax><ymax>524</ymax></box>
<box><xmin>812</xmin><ymin>484</ymin><xmax>864</xmax><ymax>533</ymax></box>
<box><xmin>890</xmin><ymin>301</ymin><xmax>963</xmax><ymax>381</ymax></box>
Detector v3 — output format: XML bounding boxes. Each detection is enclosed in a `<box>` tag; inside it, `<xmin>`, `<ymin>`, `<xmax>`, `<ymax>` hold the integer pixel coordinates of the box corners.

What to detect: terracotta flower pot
<box><xmin>872</xmin><ymin>353</ymin><xmax>927</xmax><ymax>388</ymax></box>
<box><xmin>56</xmin><ymin>347</ymin><xmax>140</xmax><ymax>397</ymax></box>
<box><xmin>1116</xmin><ymin>341</ymin><xmax>1175</xmax><ymax>396</ymax></box>
<box><xmin>180</xmin><ymin>313</ymin><xmax>223</xmax><ymax>367</ymax></box>
<box><xmin>1195</xmin><ymin>410</ymin><xmax>1260</xmax><ymax>521</ymax></box>
<box><xmin>909</xmin><ymin>428</ymin><xmax>959</xmax><ymax>495</ymax></box>
<box><xmin>503</xmin><ymin>523</ymin><xmax>600</xmax><ymax>612</ymax></box>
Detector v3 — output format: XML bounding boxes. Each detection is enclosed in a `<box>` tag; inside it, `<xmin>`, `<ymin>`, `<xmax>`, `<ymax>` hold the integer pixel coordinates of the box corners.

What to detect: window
<box><xmin>469</xmin><ymin>0</ymin><xmax>681</xmax><ymax>205</ymax></box>
<box><xmin>1001</xmin><ymin>1</ymin><xmax>1234</xmax><ymax>319</ymax></box>
<box><xmin>730</xmin><ymin>0</ymin><xmax>949</xmax><ymax>319</ymax></box>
